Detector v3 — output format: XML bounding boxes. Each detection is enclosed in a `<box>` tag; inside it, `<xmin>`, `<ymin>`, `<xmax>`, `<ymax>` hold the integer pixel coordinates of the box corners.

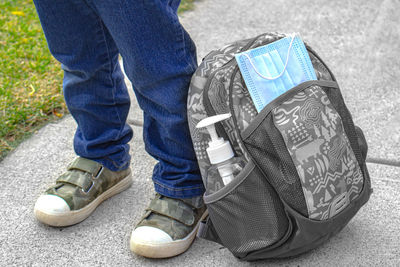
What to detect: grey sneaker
<box><xmin>130</xmin><ymin>193</ymin><xmax>207</xmax><ymax>258</ymax></box>
<box><xmin>34</xmin><ymin>157</ymin><xmax>132</xmax><ymax>227</ymax></box>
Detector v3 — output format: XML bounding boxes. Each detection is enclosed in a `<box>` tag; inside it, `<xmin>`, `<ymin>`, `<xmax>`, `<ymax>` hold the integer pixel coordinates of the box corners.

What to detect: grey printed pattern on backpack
<box><xmin>187</xmin><ymin>38</ymin><xmax>251</xmax><ymax>183</ymax></box>
<box><xmin>188</xmin><ymin>32</ymin><xmax>338</xmax><ymax>189</ymax></box>
<box><xmin>188</xmin><ymin>33</ymin><xmax>285</xmax><ymax>186</ymax></box>
<box><xmin>272</xmin><ymin>85</ymin><xmax>364</xmax><ymax>220</ymax></box>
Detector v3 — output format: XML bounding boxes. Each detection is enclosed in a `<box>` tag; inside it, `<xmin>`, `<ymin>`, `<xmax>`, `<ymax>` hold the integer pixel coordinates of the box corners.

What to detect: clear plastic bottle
<box><xmin>196</xmin><ymin>113</ymin><xmax>246</xmax><ymax>194</ymax></box>
<box><xmin>206</xmin><ymin>157</ymin><xmax>245</xmax><ymax>194</ymax></box>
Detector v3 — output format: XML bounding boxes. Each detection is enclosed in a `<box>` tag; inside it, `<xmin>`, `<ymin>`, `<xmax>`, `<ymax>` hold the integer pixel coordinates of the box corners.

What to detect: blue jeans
<box><xmin>33</xmin><ymin>0</ymin><xmax>204</xmax><ymax>198</ymax></box>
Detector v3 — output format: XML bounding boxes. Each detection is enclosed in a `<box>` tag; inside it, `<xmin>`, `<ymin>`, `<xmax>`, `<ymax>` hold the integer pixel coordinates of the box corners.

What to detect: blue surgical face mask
<box><xmin>235</xmin><ymin>34</ymin><xmax>317</xmax><ymax>112</ymax></box>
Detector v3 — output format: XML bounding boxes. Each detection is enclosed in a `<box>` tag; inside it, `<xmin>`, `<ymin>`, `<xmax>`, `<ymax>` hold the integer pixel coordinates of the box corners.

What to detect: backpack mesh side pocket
<box><xmin>321</xmin><ymin>86</ymin><xmax>371</xmax><ymax>189</ymax></box>
<box><xmin>203</xmin><ymin>160</ymin><xmax>289</xmax><ymax>258</ymax></box>
<box><xmin>241</xmin><ymin>109</ymin><xmax>309</xmax><ymax>217</ymax></box>
<box><xmin>242</xmin><ymin>81</ymin><xmax>364</xmax><ymax>220</ymax></box>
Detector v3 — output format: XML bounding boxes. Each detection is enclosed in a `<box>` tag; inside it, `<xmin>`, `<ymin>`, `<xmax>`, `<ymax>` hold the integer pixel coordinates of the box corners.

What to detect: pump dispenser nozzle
<box><xmin>196</xmin><ymin>113</ymin><xmax>231</xmax><ymax>140</ymax></box>
<box><xmin>196</xmin><ymin>113</ymin><xmax>236</xmax><ymax>185</ymax></box>
<box><xmin>196</xmin><ymin>113</ymin><xmax>234</xmax><ymax>164</ymax></box>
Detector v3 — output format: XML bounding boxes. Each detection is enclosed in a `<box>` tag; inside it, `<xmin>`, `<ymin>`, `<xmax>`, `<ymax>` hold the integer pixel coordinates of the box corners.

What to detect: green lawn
<box><xmin>178</xmin><ymin>0</ymin><xmax>195</xmax><ymax>12</ymax></box>
<box><xmin>0</xmin><ymin>0</ymin><xmax>65</xmax><ymax>160</ymax></box>
<box><xmin>0</xmin><ymin>0</ymin><xmax>195</xmax><ymax>161</ymax></box>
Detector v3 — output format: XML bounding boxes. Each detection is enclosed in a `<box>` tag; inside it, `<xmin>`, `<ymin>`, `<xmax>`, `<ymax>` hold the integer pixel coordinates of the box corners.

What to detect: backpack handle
<box><xmin>241</xmin><ymin>33</ymin><xmax>296</xmax><ymax>80</ymax></box>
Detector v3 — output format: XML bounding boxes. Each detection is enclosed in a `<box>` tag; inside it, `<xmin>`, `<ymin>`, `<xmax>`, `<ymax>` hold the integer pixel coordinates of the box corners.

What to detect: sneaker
<box><xmin>34</xmin><ymin>157</ymin><xmax>132</xmax><ymax>227</ymax></box>
<box><xmin>130</xmin><ymin>193</ymin><xmax>208</xmax><ymax>258</ymax></box>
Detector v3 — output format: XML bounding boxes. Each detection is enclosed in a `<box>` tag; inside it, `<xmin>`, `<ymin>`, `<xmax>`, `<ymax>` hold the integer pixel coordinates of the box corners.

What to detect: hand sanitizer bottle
<box><xmin>196</xmin><ymin>113</ymin><xmax>245</xmax><ymax>193</ymax></box>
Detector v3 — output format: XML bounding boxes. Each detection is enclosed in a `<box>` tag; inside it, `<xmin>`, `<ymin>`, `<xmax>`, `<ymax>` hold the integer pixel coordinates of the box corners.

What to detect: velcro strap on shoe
<box><xmin>56</xmin><ymin>171</ymin><xmax>93</xmax><ymax>191</ymax></box>
<box><xmin>147</xmin><ymin>198</ymin><xmax>195</xmax><ymax>226</ymax></box>
<box><xmin>67</xmin><ymin>157</ymin><xmax>103</xmax><ymax>177</ymax></box>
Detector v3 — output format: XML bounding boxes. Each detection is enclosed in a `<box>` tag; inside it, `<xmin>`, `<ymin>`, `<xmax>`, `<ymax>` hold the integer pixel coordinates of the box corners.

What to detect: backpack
<box><xmin>187</xmin><ymin>32</ymin><xmax>372</xmax><ymax>260</ymax></box>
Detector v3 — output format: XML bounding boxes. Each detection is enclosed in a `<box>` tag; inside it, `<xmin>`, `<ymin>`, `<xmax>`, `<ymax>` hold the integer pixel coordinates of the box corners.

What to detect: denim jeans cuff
<box><xmin>154</xmin><ymin>181</ymin><xmax>205</xmax><ymax>199</ymax></box>
<box><xmin>93</xmin><ymin>157</ymin><xmax>131</xmax><ymax>172</ymax></box>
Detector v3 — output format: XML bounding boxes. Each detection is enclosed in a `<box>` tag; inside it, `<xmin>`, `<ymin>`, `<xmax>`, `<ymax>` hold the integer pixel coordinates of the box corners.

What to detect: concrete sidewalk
<box><xmin>1</xmin><ymin>0</ymin><xmax>400</xmax><ymax>266</ymax></box>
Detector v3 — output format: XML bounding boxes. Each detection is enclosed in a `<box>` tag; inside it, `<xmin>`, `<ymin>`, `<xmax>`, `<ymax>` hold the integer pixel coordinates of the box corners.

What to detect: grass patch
<box><xmin>178</xmin><ymin>0</ymin><xmax>196</xmax><ymax>13</ymax></box>
<box><xmin>0</xmin><ymin>0</ymin><xmax>196</xmax><ymax>161</ymax></box>
<box><xmin>0</xmin><ymin>0</ymin><xmax>66</xmax><ymax>160</ymax></box>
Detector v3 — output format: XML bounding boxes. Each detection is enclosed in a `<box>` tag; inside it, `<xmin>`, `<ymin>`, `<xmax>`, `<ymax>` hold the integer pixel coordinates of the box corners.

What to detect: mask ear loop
<box><xmin>241</xmin><ymin>33</ymin><xmax>296</xmax><ymax>80</ymax></box>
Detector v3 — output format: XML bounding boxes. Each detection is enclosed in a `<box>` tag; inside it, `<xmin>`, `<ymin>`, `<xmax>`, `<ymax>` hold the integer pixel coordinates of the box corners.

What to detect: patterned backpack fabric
<box><xmin>187</xmin><ymin>32</ymin><xmax>372</xmax><ymax>260</ymax></box>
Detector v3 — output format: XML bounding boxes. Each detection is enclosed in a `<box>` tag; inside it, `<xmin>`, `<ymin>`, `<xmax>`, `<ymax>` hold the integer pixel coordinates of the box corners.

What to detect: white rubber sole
<box><xmin>130</xmin><ymin>210</ymin><xmax>209</xmax><ymax>258</ymax></box>
<box><xmin>34</xmin><ymin>174</ymin><xmax>133</xmax><ymax>227</ymax></box>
